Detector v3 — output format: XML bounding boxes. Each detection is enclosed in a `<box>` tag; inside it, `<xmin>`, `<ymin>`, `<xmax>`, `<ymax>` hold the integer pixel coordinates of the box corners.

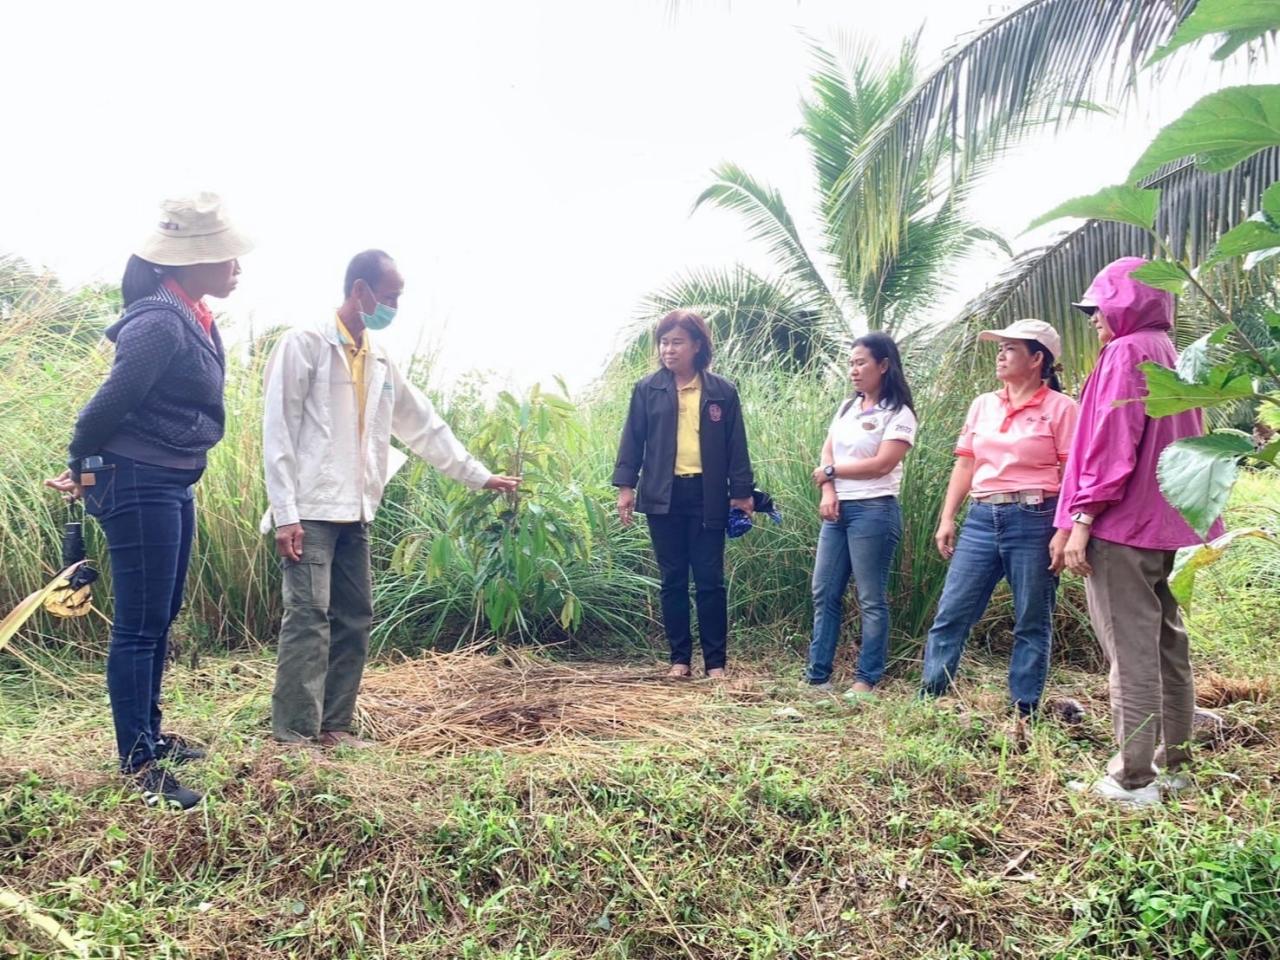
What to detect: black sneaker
<box><xmin>134</xmin><ymin>765</ymin><xmax>203</xmax><ymax>811</ymax></box>
<box><xmin>154</xmin><ymin>734</ymin><xmax>207</xmax><ymax>765</ymax></box>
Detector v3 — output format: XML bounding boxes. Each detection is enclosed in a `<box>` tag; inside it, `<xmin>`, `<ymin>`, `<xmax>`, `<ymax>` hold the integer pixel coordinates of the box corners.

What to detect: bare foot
<box><xmin>844</xmin><ymin>681</ymin><xmax>876</xmax><ymax>700</ymax></box>
<box><xmin>667</xmin><ymin>664</ymin><xmax>692</xmax><ymax>678</ymax></box>
<box><xmin>706</xmin><ymin>667</ymin><xmax>727</xmax><ymax>679</ymax></box>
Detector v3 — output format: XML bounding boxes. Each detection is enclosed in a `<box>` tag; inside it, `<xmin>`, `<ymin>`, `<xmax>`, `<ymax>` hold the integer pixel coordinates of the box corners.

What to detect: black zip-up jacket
<box><xmin>612</xmin><ymin>367</ymin><xmax>754</xmax><ymax>529</ymax></box>
<box><xmin>67</xmin><ymin>286</ymin><xmax>226</xmax><ymax>478</ymax></box>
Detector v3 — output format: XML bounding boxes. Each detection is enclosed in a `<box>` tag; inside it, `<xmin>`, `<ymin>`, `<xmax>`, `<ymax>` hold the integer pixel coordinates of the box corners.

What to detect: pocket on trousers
<box><xmin>82</xmin><ymin>464</ymin><xmax>117</xmax><ymax>517</ymax></box>
<box><xmin>281</xmin><ymin>541</ymin><xmax>330</xmax><ymax>608</ymax></box>
<box><xmin>1016</xmin><ymin>498</ymin><xmax>1057</xmax><ymax>518</ymax></box>
<box><xmin>849</xmin><ymin>498</ymin><xmax>899</xmax><ymax>535</ymax></box>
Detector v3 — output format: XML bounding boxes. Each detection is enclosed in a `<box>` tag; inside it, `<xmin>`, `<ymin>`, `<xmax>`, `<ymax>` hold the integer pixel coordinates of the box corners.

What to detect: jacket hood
<box><xmin>1080</xmin><ymin>256</ymin><xmax>1174</xmax><ymax>338</ymax></box>
<box><xmin>105</xmin><ymin>292</ymin><xmax>188</xmax><ymax>344</ymax></box>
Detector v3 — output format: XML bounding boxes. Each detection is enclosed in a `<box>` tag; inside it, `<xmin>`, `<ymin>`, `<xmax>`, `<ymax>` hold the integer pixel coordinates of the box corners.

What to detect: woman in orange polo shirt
<box><xmin>920</xmin><ymin>320</ymin><xmax>1078</xmax><ymax>715</ymax></box>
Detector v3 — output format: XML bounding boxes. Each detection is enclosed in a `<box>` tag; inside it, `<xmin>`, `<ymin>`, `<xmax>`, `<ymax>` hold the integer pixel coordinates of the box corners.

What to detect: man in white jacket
<box><xmin>263</xmin><ymin>250</ymin><xmax>519</xmax><ymax>746</ymax></box>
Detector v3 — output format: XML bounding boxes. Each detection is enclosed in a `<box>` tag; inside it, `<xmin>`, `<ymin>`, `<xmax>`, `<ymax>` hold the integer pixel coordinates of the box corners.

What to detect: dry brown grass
<box><xmin>1197</xmin><ymin>670</ymin><xmax>1274</xmax><ymax>707</ymax></box>
<box><xmin>355</xmin><ymin>644</ymin><xmax>769</xmax><ymax>755</ymax></box>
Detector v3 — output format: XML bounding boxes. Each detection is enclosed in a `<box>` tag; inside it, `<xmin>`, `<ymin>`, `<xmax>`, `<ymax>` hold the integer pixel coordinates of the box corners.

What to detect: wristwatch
<box><xmin>823</xmin><ymin>465</ymin><xmax>836</xmax><ymax>480</ymax></box>
<box><xmin>1071</xmin><ymin>512</ymin><xmax>1094</xmax><ymax>526</ymax></box>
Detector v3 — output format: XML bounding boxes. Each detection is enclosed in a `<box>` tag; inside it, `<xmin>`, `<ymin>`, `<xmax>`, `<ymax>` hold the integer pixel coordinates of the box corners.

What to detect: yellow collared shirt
<box><xmin>335</xmin><ymin>314</ymin><xmax>370</xmax><ymax>436</ymax></box>
<box><xmin>674</xmin><ymin>374</ymin><xmax>702</xmax><ymax>475</ymax></box>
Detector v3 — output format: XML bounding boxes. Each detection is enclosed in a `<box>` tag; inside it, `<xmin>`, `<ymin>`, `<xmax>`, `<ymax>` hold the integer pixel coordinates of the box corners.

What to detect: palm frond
<box><xmin>803</xmin><ymin>32</ymin><xmax>1071</xmax><ymax>324</ymax></box>
<box><xmin>692</xmin><ymin>164</ymin><xmax>841</xmax><ymax>316</ymax></box>
<box><xmin>949</xmin><ymin>146</ymin><xmax>1280</xmax><ymax>385</ymax></box>
<box><xmin>800</xmin><ymin>37</ymin><xmax>921</xmax><ymax>213</ymax></box>
<box><xmin>830</xmin><ymin>0</ymin><xmax>1196</xmax><ymax>278</ymax></box>
<box><xmin>861</xmin><ymin>199</ymin><xmax>985</xmax><ymax>332</ymax></box>
<box><xmin>626</xmin><ymin>265</ymin><xmax>848</xmax><ymax>372</ymax></box>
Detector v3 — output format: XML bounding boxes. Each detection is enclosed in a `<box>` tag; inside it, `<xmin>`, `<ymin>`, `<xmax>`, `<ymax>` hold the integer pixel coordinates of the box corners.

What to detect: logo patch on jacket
<box><xmin>708</xmin><ymin>403</ymin><xmax>722</xmax><ymax>422</ymax></box>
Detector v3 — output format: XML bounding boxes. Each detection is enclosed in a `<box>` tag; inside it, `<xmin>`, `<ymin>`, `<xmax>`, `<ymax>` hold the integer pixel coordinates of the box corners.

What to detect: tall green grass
<box><xmin>0</xmin><ymin>257</ymin><xmax>1115</xmax><ymax>666</ymax></box>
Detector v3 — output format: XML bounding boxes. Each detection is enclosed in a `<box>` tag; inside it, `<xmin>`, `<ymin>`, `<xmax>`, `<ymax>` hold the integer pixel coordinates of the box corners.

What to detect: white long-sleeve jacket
<box><xmin>261</xmin><ymin>320</ymin><xmax>491</xmax><ymax>531</ymax></box>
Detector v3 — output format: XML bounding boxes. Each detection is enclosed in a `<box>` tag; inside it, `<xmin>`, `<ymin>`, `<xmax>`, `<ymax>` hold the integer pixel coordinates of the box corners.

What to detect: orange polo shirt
<box><xmin>956</xmin><ymin>386</ymin><xmax>1079</xmax><ymax>496</ymax></box>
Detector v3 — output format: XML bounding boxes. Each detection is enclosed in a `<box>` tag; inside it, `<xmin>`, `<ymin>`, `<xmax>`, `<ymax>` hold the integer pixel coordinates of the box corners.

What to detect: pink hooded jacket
<box><xmin>1054</xmin><ymin>257</ymin><xmax>1223</xmax><ymax>550</ymax></box>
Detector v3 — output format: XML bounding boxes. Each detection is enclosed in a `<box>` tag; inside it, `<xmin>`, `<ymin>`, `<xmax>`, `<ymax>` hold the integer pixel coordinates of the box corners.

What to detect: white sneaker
<box><xmin>1156</xmin><ymin>772</ymin><xmax>1193</xmax><ymax>794</ymax></box>
<box><xmin>1068</xmin><ymin>775</ymin><xmax>1161</xmax><ymax>808</ymax></box>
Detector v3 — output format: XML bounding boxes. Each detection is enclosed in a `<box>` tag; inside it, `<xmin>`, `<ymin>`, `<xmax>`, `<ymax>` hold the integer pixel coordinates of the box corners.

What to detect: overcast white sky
<box><xmin>0</xmin><ymin>1</ymin><xmax>1264</xmax><ymax>391</ymax></box>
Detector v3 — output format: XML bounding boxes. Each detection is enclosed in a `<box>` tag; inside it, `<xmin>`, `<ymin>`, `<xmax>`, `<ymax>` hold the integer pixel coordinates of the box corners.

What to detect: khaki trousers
<box><xmin>1085</xmin><ymin>537</ymin><xmax>1194</xmax><ymax>790</ymax></box>
<box><xmin>271</xmin><ymin>520</ymin><xmax>373</xmax><ymax>742</ymax></box>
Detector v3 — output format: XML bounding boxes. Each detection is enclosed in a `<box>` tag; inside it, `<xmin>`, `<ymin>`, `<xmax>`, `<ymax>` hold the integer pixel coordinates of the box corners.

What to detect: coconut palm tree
<box><xmin>828</xmin><ymin>0</ymin><xmax>1198</xmax><ymax>273</ymax></box>
<box><xmin>949</xmin><ymin>149</ymin><xmax>1280</xmax><ymax>385</ymax></box>
<box><xmin>937</xmin><ymin>0</ymin><xmax>1278</xmax><ymax>387</ymax></box>
<box><xmin>630</xmin><ymin>38</ymin><xmax>1016</xmax><ymax>370</ymax></box>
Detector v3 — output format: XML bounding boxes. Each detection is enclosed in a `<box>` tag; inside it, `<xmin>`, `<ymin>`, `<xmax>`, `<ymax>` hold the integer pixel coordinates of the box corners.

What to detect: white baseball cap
<box><xmin>977</xmin><ymin>318</ymin><xmax>1062</xmax><ymax>360</ymax></box>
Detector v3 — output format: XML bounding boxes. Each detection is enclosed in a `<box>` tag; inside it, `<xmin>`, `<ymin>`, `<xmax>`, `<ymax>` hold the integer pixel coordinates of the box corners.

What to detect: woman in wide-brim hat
<box><xmin>46</xmin><ymin>192</ymin><xmax>252</xmax><ymax>811</ymax></box>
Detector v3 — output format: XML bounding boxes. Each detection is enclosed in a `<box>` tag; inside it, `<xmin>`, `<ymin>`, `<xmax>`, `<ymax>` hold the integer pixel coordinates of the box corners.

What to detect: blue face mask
<box><xmin>358</xmin><ymin>286</ymin><xmax>397</xmax><ymax>331</ymax></box>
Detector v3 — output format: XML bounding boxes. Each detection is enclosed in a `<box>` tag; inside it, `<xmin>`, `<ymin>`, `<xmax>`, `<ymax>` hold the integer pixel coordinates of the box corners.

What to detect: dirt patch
<box><xmin>355</xmin><ymin>645</ymin><xmax>767</xmax><ymax>754</ymax></box>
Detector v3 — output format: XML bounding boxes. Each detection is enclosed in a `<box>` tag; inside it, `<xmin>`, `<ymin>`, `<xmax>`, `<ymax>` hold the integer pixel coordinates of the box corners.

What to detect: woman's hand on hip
<box><xmin>819</xmin><ymin>488</ymin><xmax>839</xmax><ymax>523</ymax></box>
<box><xmin>1048</xmin><ymin>528</ymin><xmax>1069</xmax><ymax>574</ymax></box>
<box><xmin>44</xmin><ymin>469</ymin><xmax>83</xmax><ymax>502</ymax></box>
<box><xmin>275</xmin><ymin>523</ymin><xmax>305</xmax><ymax>562</ymax></box>
<box><xmin>935</xmin><ymin>517</ymin><xmax>957</xmax><ymax>559</ymax></box>
<box><xmin>617</xmin><ymin>487</ymin><xmax>636</xmax><ymax>527</ymax></box>
<box><xmin>1064</xmin><ymin>524</ymin><xmax>1093</xmax><ymax>577</ymax></box>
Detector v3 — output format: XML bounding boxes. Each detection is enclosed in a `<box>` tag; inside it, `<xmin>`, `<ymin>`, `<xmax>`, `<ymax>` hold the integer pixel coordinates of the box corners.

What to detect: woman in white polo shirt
<box><xmin>806</xmin><ymin>333</ymin><xmax>917</xmax><ymax>695</ymax></box>
<box><xmin>920</xmin><ymin>319</ymin><xmax>1079</xmax><ymax>716</ymax></box>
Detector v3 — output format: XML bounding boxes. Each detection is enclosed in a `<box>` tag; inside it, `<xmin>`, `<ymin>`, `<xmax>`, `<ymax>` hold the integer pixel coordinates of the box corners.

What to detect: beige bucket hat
<box><xmin>977</xmin><ymin>318</ymin><xmax>1062</xmax><ymax>359</ymax></box>
<box><xmin>135</xmin><ymin>191</ymin><xmax>254</xmax><ymax>266</ymax></box>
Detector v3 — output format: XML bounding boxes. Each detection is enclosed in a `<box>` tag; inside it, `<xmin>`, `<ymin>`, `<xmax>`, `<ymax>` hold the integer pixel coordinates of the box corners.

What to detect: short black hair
<box><xmin>343</xmin><ymin>249</ymin><xmax>394</xmax><ymax>297</ymax></box>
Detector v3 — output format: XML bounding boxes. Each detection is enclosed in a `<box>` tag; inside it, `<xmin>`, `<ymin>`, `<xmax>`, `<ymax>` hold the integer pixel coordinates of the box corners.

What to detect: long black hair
<box><xmin>121</xmin><ymin>255</ymin><xmax>165</xmax><ymax>307</ymax></box>
<box><xmin>1025</xmin><ymin>339</ymin><xmax>1064</xmax><ymax>392</ymax></box>
<box><xmin>852</xmin><ymin>332</ymin><xmax>914</xmax><ymax>413</ymax></box>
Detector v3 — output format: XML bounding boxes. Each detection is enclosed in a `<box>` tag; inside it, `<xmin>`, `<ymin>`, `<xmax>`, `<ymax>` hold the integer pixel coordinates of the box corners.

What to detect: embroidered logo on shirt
<box><xmin>862</xmin><ymin>420</ymin><xmax>877</xmax><ymax>431</ymax></box>
<box><xmin>708</xmin><ymin>403</ymin><xmax>722</xmax><ymax>422</ymax></box>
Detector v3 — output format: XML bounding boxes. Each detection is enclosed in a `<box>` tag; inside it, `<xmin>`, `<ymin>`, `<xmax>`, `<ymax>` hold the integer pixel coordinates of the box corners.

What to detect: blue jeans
<box><xmin>84</xmin><ymin>453</ymin><xmax>203</xmax><ymax>772</ymax></box>
<box><xmin>920</xmin><ymin>497</ymin><xmax>1059</xmax><ymax>713</ymax></box>
<box><xmin>806</xmin><ymin>496</ymin><xmax>901</xmax><ymax>686</ymax></box>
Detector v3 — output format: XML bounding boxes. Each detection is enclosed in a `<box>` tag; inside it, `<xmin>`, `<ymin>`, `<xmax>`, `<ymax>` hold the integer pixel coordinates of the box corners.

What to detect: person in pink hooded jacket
<box><xmin>1053</xmin><ymin>256</ymin><xmax>1223</xmax><ymax>808</ymax></box>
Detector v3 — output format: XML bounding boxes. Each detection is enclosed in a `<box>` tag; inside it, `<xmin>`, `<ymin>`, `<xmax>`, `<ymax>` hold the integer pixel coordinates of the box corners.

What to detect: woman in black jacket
<box><xmin>45</xmin><ymin>193</ymin><xmax>251</xmax><ymax>810</ymax></box>
<box><xmin>612</xmin><ymin>310</ymin><xmax>754</xmax><ymax>678</ymax></box>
